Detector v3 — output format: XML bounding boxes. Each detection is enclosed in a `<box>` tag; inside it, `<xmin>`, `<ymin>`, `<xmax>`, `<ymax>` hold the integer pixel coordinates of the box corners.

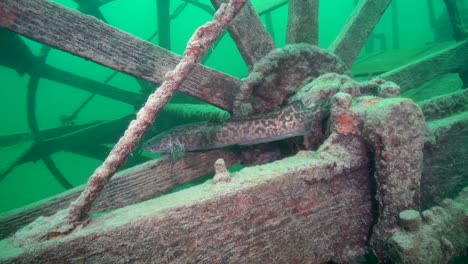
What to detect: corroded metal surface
<box><xmin>387</xmin><ymin>189</ymin><xmax>467</xmax><ymax>263</ymax></box>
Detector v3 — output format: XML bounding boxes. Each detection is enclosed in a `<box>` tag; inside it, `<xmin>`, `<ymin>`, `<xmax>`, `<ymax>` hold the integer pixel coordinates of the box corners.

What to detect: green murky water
<box><xmin>0</xmin><ymin>0</ymin><xmax>461</xmax><ymax>214</ymax></box>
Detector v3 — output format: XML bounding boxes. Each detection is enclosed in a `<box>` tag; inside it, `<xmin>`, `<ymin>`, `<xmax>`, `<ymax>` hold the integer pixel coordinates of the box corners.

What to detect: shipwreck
<box><xmin>0</xmin><ymin>0</ymin><xmax>467</xmax><ymax>263</ymax></box>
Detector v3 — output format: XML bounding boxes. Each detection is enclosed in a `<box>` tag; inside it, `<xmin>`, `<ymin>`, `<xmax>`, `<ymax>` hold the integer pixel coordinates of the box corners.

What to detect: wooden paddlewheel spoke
<box><xmin>26</xmin><ymin>44</ymin><xmax>73</xmax><ymax>189</ymax></box>
<box><xmin>329</xmin><ymin>0</ymin><xmax>393</xmax><ymax>67</ymax></box>
<box><xmin>0</xmin><ymin>0</ymin><xmax>467</xmax><ymax>262</ymax></box>
<box><xmin>211</xmin><ymin>0</ymin><xmax>276</xmax><ymax>67</ymax></box>
<box><xmin>286</xmin><ymin>0</ymin><xmax>319</xmax><ymax>45</ymax></box>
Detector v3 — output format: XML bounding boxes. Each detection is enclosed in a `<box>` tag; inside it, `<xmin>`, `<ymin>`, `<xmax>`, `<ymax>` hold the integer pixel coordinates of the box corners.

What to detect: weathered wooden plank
<box><xmin>0</xmin><ymin>150</ymin><xmax>240</xmax><ymax>240</ymax></box>
<box><xmin>422</xmin><ymin>112</ymin><xmax>468</xmax><ymax>208</ymax></box>
<box><xmin>414</xmin><ymin>88</ymin><xmax>468</xmax><ymax>209</ymax></box>
<box><xmin>0</xmin><ymin>29</ymin><xmax>141</xmax><ymax>105</ymax></box>
<box><xmin>0</xmin><ymin>134</ymin><xmax>373</xmax><ymax>263</ymax></box>
<box><xmin>0</xmin><ymin>0</ymin><xmax>242</xmax><ymax>111</ymax></box>
<box><xmin>380</xmin><ymin>40</ymin><xmax>468</xmax><ymax>92</ymax></box>
<box><xmin>286</xmin><ymin>0</ymin><xmax>319</xmax><ymax>45</ymax></box>
<box><xmin>444</xmin><ymin>0</ymin><xmax>468</xmax><ymax>41</ymax></box>
<box><xmin>63</xmin><ymin>143</ymin><xmax>151</xmax><ymax>169</ymax></box>
<box><xmin>328</xmin><ymin>0</ymin><xmax>392</xmax><ymax>67</ymax></box>
<box><xmin>352</xmin><ymin>42</ymin><xmax>456</xmax><ymax>78</ymax></box>
<box><xmin>211</xmin><ymin>0</ymin><xmax>276</xmax><ymax>68</ymax></box>
<box><xmin>419</xmin><ymin>89</ymin><xmax>468</xmax><ymax>121</ymax></box>
<box><xmin>2</xmin><ymin>91</ymin><xmax>468</xmax><ymax>261</ymax></box>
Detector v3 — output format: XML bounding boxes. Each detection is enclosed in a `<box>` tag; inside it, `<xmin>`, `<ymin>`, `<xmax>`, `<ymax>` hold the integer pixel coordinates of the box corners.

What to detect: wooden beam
<box><xmin>0</xmin><ymin>150</ymin><xmax>240</xmax><ymax>240</ymax></box>
<box><xmin>286</xmin><ymin>0</ymin><xmax>319</xmax><ymax>45</ymax></box>
<box><xmin>328</xmin><ymin>0</ymin><xmax>392</xmax><ymax>67</ymax></box>
<box><xmin>0</xmin><ymin>135</ymin><xmax>373</xmax><ymax>263</ymax></box>
<box><xmin>444</xmin><ymin>0</ymin><xmax>468</xmax><ymax>41</ymax></box>
<box><xmin>0</xmin><ymin>29</ymin><xmax>142</xmax><ymax>106</ymax></box>
<box><xmin>2</xmin><ymin>94</ymin><xmax>468</xmax><ymax>260</ymax></box>
<box><xmin>62</xmin><ymin>143</ymin><xmax>151</xmax><ymax>168</ymax></box>
<box><xmin>211</xmin><ymin>0</ymin><xmax>276</xmax><ymax>68</ymax></box>
<box><xmin>422</xmin><ymin>113</ymin><xmax>468</xmax><ymax>207</ymax></box>
<box><xmin>0</xmin><ymin>0</ymin><xmax>242</xmax><ymax>111</ymax></box>
<box><xmin>419</xmin><ymin>89</ymin><xmax>468</xmax><ymax>208</ymax></box>
<box><xmin>352</xmin><ymin>42</ymin><xmax>455</xmax><ymax>78</ymax></box>
<box><xmin>418</xmin><ymin>89</ymin><xmax>468</xmax><ymax>121</ymax></box>
<box><xmin>380</xmin><ymin>40</ymin><xmax>468</xmax><ymax>92</ymax></box>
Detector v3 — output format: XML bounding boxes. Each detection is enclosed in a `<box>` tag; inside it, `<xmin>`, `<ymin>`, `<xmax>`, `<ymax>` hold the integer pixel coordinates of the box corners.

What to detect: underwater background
<box><xmin>0</xmin><ymin>0</ymin><xmax>462</xmax><ymax>213</ymax></box>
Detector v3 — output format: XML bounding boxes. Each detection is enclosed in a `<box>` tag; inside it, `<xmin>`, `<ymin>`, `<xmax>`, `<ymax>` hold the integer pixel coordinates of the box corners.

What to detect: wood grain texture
<box><xmin>419</xmin><ymin>89</ymin><xmax>468</xmax><ymax>121</ymax></box>
<box><xmin>287</xmin><ymin>0</ymin><xmax>319</xmax><ymax>45</ymax></box>
<box><xmin>380</xmin><ymin>40</ymin><xmax>468</xmax><ymax>92</ymax></box>
<box><xmin>0</xmin><ymin>29</ymin><xmax>141</xmax><ymax>105</ymax></box>
<box><xmin>0</xmin><ymin>151</ymin><xmax>240</xmax><ymax>240</ymax></box>
<box><xmin>1</xmin><ymin>96</ymin><xmax>467</xmax><ymax>261</ymax></box>
<box><xmin>328</xmin><ymin>0</ymin><xmax>392</xmax><ymax>67</ymax></box>
<box><xmin>421</xmin><ymin>91</ymin><xmax>468</xmax><ymax>208</ymax></box>
<box><xmin>0</xmin><ymin>134</ymin><xmax>373</xmax><ymax>263</ymax></box>
<box><xmin>211</xmin><ymin>0</ymin><xmax>276</xmax><ymax>67</ymax></box>
<box><xmin>444</xmin><ymin>0</ymin><xmax>468</xmax><ymax>41</ymax></box>
<box><xmin>0</xmin><ymin>0</ymin><xmax>242</xmax><ymax>111</ymax></box>
<box><xmin>422</xmin><ymin>115</ymin><xmax>468</xmax><ymax>207</ymax></box>
<box><xmin>352</xmin><ymin>42</ymin><xmax>456</xmax><ymax>78</ymax></box>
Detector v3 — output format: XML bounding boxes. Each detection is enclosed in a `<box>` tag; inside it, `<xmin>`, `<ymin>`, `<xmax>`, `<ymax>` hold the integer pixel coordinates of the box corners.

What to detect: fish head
<box><xmin>144</xmin><ymin>133</ymin><xmax>186</xmax><ymax>161</ymax></box>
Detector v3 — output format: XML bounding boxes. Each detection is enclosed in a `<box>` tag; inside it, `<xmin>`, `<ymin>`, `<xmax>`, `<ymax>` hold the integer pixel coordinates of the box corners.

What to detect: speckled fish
<box><xmin>143</xmin><ymin>101</ymin><xmax>316</xmax><ymax>155</ymax></box>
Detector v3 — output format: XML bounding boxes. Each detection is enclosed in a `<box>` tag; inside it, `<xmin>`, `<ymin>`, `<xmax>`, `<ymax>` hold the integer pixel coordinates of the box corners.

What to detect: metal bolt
<box><xmin>399</xmin><ymin>209</ymin><xmax>422</xmax><ymax>231</ymax></box>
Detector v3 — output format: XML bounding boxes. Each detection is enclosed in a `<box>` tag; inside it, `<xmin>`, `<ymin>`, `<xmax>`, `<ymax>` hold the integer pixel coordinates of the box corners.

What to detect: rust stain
<box><xmin>362</xmin><ymin>97</ymin><xmax>382</xmax><ymax>107</ymax></box>
<box><xmin>0</xmin><ymin>6</ymin><xmax>18</xmax><ymax>27</ymax></box>
<box><xmin>47</xmin><ymin>232</ymin><xmax>67</xmax><ymax>240</ymax></box>
<box><xmin>285</xmin><ymin>199</ymin><xmax>318</xmax><ymax>215</ymax></box>
<box><xmin>294</xmin><ymin>199</ymin><xmax>317</xmax><ymax>214</ymax></box>
<box><xmin>335</xmin><ymin>114</ymin><xmax>359</xmax><ymax>135</ymax></box>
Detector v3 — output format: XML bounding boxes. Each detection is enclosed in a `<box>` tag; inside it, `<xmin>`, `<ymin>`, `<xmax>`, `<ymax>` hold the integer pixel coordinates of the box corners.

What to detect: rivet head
<box><xmin>399</xmin><ymin>209</ymin><xmax>422</xmax><ymax>231</ymax></box>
